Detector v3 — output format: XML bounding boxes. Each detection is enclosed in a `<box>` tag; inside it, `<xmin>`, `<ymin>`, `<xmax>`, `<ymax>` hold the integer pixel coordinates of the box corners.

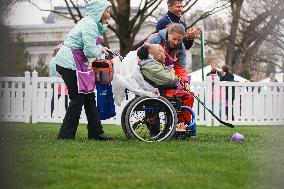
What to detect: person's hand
<box><xmin>100</xmin><ymin>46</ymin><xmax>111</xmax><ymax>59</ymax></box>
<box><xmin>183</xmin><ymin>82</ymin><xmax>191</xmax><ymax>92</ymax></box>
<box><xmin>185</xmin><ymin>26</ymin><xmax>202</xmax><ymax>40</ymax></box>
<box><xmin>101</xmin><ymin>46</ymin><xmax>109</xmax><ymax>53</ymax></box>
<box><xmin>147</xmin><ymin>44</ymin><xmax>166</xmax><ymax>63</ymax></box>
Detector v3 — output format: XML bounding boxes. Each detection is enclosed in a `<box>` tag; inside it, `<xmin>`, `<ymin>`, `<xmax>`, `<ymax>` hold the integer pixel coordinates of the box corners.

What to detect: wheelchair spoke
<box><xmin>129</xmin><ymin>110</ymin><xmax>170</xmax><ymax>141</ymax></box>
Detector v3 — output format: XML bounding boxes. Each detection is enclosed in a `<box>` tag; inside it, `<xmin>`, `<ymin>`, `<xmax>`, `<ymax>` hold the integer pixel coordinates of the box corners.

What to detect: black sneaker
<box><xmin>90</xmin><ymin>134</ymin><xmax>112</xmax><ymax>141</ymax></box>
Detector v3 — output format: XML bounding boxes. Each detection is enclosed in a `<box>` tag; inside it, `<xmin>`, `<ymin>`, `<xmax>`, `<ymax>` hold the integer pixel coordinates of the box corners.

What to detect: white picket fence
<box><xmin>0</xmin><ymin>71</ymin><xmax>284</xmax><ymax>126</ymax></box>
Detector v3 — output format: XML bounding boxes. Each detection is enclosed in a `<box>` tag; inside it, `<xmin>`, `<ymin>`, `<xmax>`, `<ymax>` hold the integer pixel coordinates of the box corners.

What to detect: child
<box><xmin>138</xmin><ymin>43</ymin><xmax>178</xmax><ymax>86</ymax></box>
<box><xmin>51</xmin><ymin>0</ymin><xmax>112</xmax><ymax>140</ymax></box>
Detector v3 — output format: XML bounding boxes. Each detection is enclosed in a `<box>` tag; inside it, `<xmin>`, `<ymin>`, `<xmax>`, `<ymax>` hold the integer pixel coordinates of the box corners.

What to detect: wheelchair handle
<box><xmin>105</xmin><ymin>49</ymin><xmax>123</xmax><ymax>60</ymax></box>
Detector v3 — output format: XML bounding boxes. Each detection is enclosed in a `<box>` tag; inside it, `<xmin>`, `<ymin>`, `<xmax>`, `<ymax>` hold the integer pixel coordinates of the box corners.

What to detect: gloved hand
<box><xmin>183</xmin><ymin>82</ymin><xmax>191</xmax><ymax>92</ymax></box>
<box><xmin>175</xmin><ymin>77</ymin><xmax>191</xmax><ymax>92</ymax></box>
<box><xmin>174</xmin><ymin>81</ymin><xmax>183</xmax><ymax>90</ymax></box>
<box><xmin>101</xmin><ymin>46</ymin><xmax>109</xmax><ymax>54</ymax></box>
<box><xmin>174</xmin><ymin>77</ymin><xmax>182</xmax><ymax>90</ymax></box>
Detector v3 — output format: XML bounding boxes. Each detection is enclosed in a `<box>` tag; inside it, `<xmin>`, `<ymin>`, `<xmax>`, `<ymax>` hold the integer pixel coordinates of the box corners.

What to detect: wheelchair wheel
<box><xmin>121</xmin><ymin>99</ymin><xmax>135</xmax><ymax>139</ymax></box>
<box><xmin>124</xmin><ymin>96</ymin><xmax>177</xmax><ymax>142</ymax></box>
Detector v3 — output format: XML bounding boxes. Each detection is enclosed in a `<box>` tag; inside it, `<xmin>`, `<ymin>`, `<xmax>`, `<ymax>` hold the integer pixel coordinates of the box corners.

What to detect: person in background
<box><xmin>156</xmin><ymin>0</ymin><xmax>201</xmax><ymax>50</ymax></box>
<box><xmin>220</xmin><ymin>65</ymin><xmax>234</xmax><ymax>82</ymax></box>
<box><xmin>206</xmin><ymin>61</ymin><xmax>221</xmax><ymax>78</ymax></box>
<box><xmin>206</xmin><ymin>61</ymin><xmax>221</xmax><ymax>110</ymax></box>
<box><xmin>50</xmin><ymin>0</ymin><xmax>112</xmax><ymax>140</ymax></box>
<box><xmin>269</xmin><ymin>72</ymin><xmax>280</xmax><ymax>92</ymax></box>
<box><xmin>269</xmin><ymin>72</ymin><xmax>278</xmax><ymax>82</ymax></box>
<box><xmin>220</xmin><ymin>65</ymin><xmax>235</xmax><ymax>120</ymax></box>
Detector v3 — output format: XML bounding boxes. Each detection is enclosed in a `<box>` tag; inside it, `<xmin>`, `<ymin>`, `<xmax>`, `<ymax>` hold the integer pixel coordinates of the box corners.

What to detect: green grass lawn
<box><xmin>0</xmin><ymin>123</ymin><xmax>284</xmax><ymax>189</ymax></box>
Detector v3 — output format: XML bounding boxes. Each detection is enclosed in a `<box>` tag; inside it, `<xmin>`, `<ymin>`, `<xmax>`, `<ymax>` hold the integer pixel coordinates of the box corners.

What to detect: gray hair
<box><xmin>168</xmin><ymin>23</ymin><xmax>185</xmax><ymax>36</ymax></box>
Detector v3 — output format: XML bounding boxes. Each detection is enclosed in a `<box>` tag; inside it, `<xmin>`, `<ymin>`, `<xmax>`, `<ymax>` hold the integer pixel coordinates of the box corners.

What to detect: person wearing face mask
<box><xmin>50</xmin><ymin>0</ymin><xmax>112</xmax><ymax>140</ymax></box>
<box><xmin>156</xmin><ymin>0</ymin><xmax>201</xmax><ymax>50</ymax></box>
<box><xmin>145</xmin><ymin>23</ymin><xmax>195</xmax><ymax>136</ymax></box>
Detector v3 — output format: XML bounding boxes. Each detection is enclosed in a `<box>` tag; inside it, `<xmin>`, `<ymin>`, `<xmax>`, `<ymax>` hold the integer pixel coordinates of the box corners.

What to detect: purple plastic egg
<box><xmin>231</xmin><ymin>133</ymin><xmax>245</xmax><ymax>142</ymax></box>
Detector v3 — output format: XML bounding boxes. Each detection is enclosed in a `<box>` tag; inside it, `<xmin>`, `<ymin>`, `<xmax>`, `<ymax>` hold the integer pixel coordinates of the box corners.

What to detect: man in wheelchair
<box><xmin>136</xmin><ymin>23</ymin><xmax>195</xmax><ymax>139</ymax></box>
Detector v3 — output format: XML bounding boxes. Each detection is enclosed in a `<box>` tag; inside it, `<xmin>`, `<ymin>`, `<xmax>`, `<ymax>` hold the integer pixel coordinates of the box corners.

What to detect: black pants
<box><xmin>56</xmin><ymin>65</ymin><xmax>103</xmax><ymax>139</ymax></box>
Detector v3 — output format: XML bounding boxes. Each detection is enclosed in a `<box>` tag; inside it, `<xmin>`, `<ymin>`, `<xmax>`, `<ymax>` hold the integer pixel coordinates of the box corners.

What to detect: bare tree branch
<box><xmin>107</xmin><ymin>24</ymin><xmax>127</xmax><ymax>47</ymax></box>
<box><xmin>63</xmin><ymin>0</ymin><xmax>79</xmax><ymax>23</ymax></box>
<box><xmin>109</xmin><ymin>0</ymin><xmax>118</xmax><ymax>21</ymax></box>
<box><xmin>28</xmin><ymin>0</ymin><xmax>73</xmax><ymax>20</ymax></box>
<box><xmin>69</xmin><ymin>0</ymin><xmax>83</xmax><ymax>20</ymax></box>
<box><xmin>187</xmin><ymin>2</ymin><xmax>231</xmax><ymax>28</ymax></box>
<box><xmin>183</xmin><ymin>0</ymin><xmax>198</xmax><ymax>14</ymax></box>
<box><xmin>27</xmin><ymin>0</ymin><xmax>236</xmax><ymax>56</ymax></box>
<box><xmin>131</xmin><ymin>0</ymin><xmax>163</xmax><ymax>40</ymax></box>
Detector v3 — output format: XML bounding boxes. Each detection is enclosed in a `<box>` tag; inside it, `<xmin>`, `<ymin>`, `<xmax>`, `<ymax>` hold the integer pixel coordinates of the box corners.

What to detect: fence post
<box><xmin>24</xmin><ymin>71</ymin><xmax>31</xmax><ymax>123</ymax></box>
<box><xmin>31</xmin><ymin>71</ymin><xmax>38</xmax><ymax>123</ymax></box>
<box><xmin>213</xmin><ymin>76</ymin><xmax>220</xmax><ymax>126</ymax></box>
<box><xmin>205</xmin><ymin>76</ymin><xmax>213</xmax><ymax>126</ymax></box>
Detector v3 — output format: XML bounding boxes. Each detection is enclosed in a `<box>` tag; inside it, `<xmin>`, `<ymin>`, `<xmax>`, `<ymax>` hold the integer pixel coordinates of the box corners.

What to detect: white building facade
<box><xmin>11</xmin><ymin>23</ymin><xmax>74</xmax><ymax>66</ymax></box>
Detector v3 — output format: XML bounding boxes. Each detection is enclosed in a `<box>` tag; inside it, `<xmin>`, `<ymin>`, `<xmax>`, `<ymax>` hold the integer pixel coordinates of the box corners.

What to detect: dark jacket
<box><xmin>220</xmin><ymin>72</ymin><xmax>234</xmax><ymax>82</ymax></box>
<box><xmin>206</xmin><ymin>70</ymin><xmax>221</xmax><ymax>77</ymax></box>
<box><xmin>156</xmin><ymin>11</ymin><xmax>194</xmax><ymax>50</ymax></box>
<box><xmin>220</xmin><ymin>72</ymin><xmax>235</xmax><ymax>100</ymax></box>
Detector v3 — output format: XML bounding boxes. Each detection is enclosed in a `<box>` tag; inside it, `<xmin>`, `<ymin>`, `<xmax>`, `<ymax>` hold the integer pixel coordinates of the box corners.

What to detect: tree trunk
<box><xmin>119</xmin><ymin>37</ymin><xmax>134</xmax><ymax>56</ymax></box>
<box><xmin>225</xmin><ymin>0</ymin><xmax>244</xmax><ymax>69</ymax></box>
<box><xmin>116</xmin><ymin>0</ymin><xmax>132</xmax><ymax>56</ymax></box>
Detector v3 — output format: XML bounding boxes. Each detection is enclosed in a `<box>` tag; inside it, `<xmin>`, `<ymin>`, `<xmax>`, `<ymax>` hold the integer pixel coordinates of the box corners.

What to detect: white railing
<box><xmin>29</xmin><ymin>72</ymin><xmax>119</xmax><ymax>125</ymax></box>
<box><xmin>216</xmin><ymin>80</ymin><xmax>284</xmax><ymax>125</ymax></box>
<box><xmin>0</xmin><ymin>71</ymin><xmax>283</xmax><ymax>126</ymax></box>
<box><xmin>0</xmin><ymin>74</ymin><xmax>31</xmax><ymax>123</ymax></box>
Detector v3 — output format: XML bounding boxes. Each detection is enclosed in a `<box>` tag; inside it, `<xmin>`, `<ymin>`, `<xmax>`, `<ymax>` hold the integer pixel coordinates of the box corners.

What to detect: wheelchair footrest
<box><xmin>174</xmin><ymin>122</ymin><xmax>196</xmax><ymax>139</ymax></box>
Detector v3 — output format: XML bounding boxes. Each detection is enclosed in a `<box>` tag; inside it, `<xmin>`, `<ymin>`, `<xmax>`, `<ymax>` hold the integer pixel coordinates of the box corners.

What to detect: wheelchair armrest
<box><xmin>143</xmin><ymin>77</ymin><xmax>177</xmax><ymax>96</ymax></box>
<box><xmin>153</xmin><ymin>84</ymin><xmax>177</xmax><ymax>97</ymax></box>
<box><xmin>152</xmin><ymin>84</ymin><xmax>177</xmax><ymax>90</ymax></box>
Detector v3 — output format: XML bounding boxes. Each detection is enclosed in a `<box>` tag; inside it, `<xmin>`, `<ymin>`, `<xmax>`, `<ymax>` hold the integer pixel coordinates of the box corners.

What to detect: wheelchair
<box><xmin>97</xmin><ymin>49</ymin><xmax>197</xmax><ymax>142</ymax></box>
<box><xmin>121</xmin><ymin>83</ymin><xmax>197</xmax><ymax>142</ymax></box>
